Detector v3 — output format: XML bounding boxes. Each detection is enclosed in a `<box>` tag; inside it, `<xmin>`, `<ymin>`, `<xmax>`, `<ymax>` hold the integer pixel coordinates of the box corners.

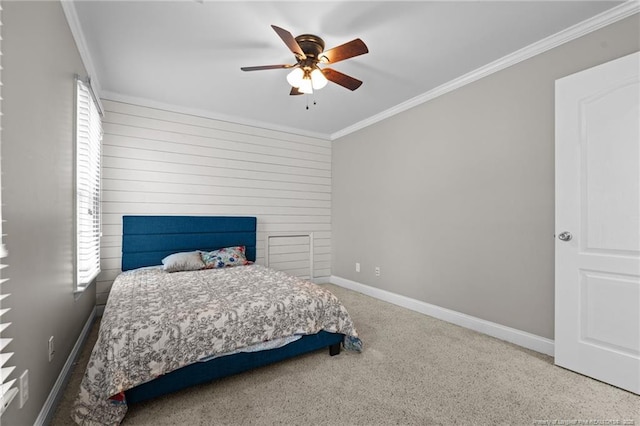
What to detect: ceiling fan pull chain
<box><xmin>304</xmin><ymin>94</ymin><xmax>318</xmax><ymax>110</ymax></box>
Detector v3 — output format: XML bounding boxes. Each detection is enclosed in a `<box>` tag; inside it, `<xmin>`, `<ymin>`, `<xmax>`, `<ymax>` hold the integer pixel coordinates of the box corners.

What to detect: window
<box><xmin>76</xmin><ymin>78</ymin><xmax>102</xmax><ymax>291</ymax></box>
<box><xmin>0</xmin><ymin>2</ymin><xmax>18</xmax><ymax>414</ymax></box>
<box><xmin>0</xmin><ymin>208</ymin><xmax>16</xmax><ymax>416</ymax></box>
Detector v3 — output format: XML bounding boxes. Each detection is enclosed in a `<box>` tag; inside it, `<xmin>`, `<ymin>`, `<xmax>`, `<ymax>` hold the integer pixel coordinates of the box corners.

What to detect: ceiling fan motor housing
<box><xmin>295</xmin><ymin>34</ymin><xmax>325</xmax><ymax>65</ymax></box>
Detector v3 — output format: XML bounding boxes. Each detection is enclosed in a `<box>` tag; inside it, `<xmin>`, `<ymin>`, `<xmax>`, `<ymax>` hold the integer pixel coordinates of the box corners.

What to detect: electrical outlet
<box><xmin>19</xmin><ymin>370</ymin><xmax>28</xmax><ymax>408</ymax></box>
<box><xmin>375</xmin><ymin>266</ymin><xmax>381</xmax><ymax>276</ymax></box>
<box><xmin>48</xmin><ymin>336</ymin><xmax>55</xmax><ymax>362</ymax></box>
<box><xmin>355</xmin><ymin>262</ymin><xmax>360</xmax><ymax>273</ymax></box>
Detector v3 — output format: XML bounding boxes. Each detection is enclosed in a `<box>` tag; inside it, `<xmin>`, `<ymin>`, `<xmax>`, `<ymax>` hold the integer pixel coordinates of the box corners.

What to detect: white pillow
<box><xmin>161</xmin><ymin>251</ymin><xmax>205</xmax><ymax>273</ymax></box>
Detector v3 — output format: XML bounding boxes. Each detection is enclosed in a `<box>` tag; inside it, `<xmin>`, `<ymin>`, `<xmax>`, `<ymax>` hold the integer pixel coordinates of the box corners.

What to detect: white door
<box><xmin>555</xmin><ymin>51</ymin><xmax>640</xmax><ymax>395</ymax></box>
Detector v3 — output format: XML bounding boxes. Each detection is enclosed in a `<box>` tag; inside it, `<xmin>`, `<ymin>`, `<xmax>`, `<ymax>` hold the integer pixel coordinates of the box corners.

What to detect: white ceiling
<box><xmin>71</xmin><ymin>1</ymin><xmax>624</xmax><ymax>139</ymax></box>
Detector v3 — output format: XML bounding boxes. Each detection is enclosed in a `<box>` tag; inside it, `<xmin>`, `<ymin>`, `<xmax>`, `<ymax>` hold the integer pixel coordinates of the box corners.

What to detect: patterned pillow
<box><xmin>161</xmin><ymin>251</ymin><xmax>205</xmax><ymax>273</ymax></box>
<box><xmin>201</xmin><ymin>246</ymin><xmax>250</xmax><ymax>269</ymax></box>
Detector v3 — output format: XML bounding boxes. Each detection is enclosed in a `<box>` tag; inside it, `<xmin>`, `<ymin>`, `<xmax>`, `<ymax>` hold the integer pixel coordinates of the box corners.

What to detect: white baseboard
<box><xmin>35</xmin><ymin>306</ymin><xmax>97</xmax><ymax>426</ymax></box>
<box><xmin>330</xmin><ymin>275</ymin><xmax>554</xmax><ymax>356</ymax></box>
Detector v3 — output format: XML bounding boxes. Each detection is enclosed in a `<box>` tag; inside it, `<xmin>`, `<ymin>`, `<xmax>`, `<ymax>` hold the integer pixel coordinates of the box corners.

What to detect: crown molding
<box><xmin>101</xmin><ymin>90</ymin><xmax>332</xmax><ymax>141</ymax></box>
<box><xmin>330</xmin><ymin>1</ymin><xmax>640</xmax><ymax>141</ymax></box>
<box><xmin>61</xmin><ymin>1</ymin><xmax>103</xmax><ymax>99</ymax></box>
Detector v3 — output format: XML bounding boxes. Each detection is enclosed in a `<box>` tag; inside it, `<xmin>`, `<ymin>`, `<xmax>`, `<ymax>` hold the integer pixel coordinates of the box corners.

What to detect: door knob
<box><xmin>558</xmin><ymin>231</ymin><xmax>572</xmax><ymax>242</ymax></box>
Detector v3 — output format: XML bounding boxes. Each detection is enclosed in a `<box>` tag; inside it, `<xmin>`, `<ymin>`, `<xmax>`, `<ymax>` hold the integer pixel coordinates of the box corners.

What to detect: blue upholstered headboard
<box><xmin>121</xmin><ymin>216</ymin><xmax>257</xmax><ymax>271</ymax></box>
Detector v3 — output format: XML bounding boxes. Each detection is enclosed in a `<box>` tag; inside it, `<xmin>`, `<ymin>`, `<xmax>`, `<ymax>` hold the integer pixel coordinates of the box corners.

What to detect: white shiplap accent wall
<box><xmin>266</xmin><ymin>235</ymin><xmax>313</xmax><ymax>279</ymax></box>
<box><xmin>97</xmin><ymin>100</ymin><xmax>331</xmax><ymax>306</ymax></box>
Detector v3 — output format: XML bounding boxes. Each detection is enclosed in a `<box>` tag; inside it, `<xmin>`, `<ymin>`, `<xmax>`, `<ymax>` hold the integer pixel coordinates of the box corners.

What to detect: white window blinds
<box><xmin>0</xmin><ymin>249</ymin><xmax>15</xmax><ymax>416</ymax></box>
<box><xmin>0</xmin><ymin>2</ymin><xmax>18</xmax><ymax>415</ymax></box>
<box><xmin>76</xmin><ymin>79</ymin><xmax>102</xmax><ymax>290</ymax></box>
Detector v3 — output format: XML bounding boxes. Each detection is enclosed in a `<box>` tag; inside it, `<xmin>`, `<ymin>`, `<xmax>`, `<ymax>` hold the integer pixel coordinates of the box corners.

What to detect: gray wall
<box><xmin>2</xmin><ymin>2</ymin><xmax>95</xmax><ymax>424</ymax></box>
<box><xmin>332</xmin><ymin>16</ymin><xmax>640</xmax><ymax>340</ymax></box>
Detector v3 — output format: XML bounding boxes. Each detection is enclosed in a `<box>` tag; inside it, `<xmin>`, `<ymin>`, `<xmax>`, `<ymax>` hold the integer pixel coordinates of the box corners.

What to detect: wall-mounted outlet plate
<box><xmin>375</xmin><ymin>266</ymin><xmax>381</xmax><ymax>276</ymax></box>
<box><xmin>19</xmin><ymin>370</ymin><xmax>28</xmax><ymax>408</ymax></box>
<box><xmin>48</xmin><ymin>336</ymin><xmax>55</xmax><ymax>362</ymax></box>
<box><xmin>355</xmin><ymin>262</ymin><xmax>360</xmax><ymax>272</ymax></box>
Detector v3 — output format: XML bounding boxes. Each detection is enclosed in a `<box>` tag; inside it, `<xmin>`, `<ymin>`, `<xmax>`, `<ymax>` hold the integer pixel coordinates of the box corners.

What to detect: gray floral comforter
<box><xmin>72</xmin><ymin>264</ymin><xmax>361</xmax><ymax>425</ymax></box>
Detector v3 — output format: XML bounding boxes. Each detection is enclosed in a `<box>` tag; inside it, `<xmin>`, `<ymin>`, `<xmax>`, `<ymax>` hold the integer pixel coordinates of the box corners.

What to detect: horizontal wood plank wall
<box><xmin>267</xmin><ymin>235</ymin><xmax>313</xmax><ymax>279</ymax></box>
<box><xmin>97</xmin><ymin>100</ymin><xmax>332</xmax><ymax>306</ymax></box>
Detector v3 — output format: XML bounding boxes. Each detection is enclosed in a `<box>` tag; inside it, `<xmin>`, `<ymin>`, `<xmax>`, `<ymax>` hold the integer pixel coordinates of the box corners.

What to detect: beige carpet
<box><xmin>52</xmin><ymin>284</ymin><xmax>639</xmax><ymax>425</ymax></box>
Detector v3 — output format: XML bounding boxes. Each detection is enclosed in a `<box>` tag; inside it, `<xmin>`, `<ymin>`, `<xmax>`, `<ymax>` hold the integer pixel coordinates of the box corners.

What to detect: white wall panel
<box><xmin>98</xmin><ymin>100</ymin><xmax>332</xmax><ymax>306</ymax></box>
<box><xmin>102</xmin><ymin>125</ymin><xmax>331</xmax><ymax>162</ymax></box>
<box><xmin>102</xmin><ymin>167</ymin><xmax>330</xmax><ymax>192</ymax></box>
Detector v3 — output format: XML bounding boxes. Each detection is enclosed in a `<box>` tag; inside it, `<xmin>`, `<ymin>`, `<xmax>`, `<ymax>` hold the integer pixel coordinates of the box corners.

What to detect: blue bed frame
<box><xmin>120</xmin><ymin>215</ymin><xmax>343</xmax><ymax>404</ymax></box>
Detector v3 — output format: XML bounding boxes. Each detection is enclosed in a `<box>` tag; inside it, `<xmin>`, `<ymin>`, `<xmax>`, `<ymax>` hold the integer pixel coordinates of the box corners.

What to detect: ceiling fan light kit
<box><xmin>310</xmin><ymin>68</ymin><xmax>328</xmax><ymax>90</ymax></box>
<box><xmin>241</xmin><ymin>25</ymin><xmax>368</xmax><ymax>98</ymax></box>
<box><xmin>286</xmin><ymin>66</ymin><xmax>327</xmax><ymax>92</ymax></box>
<box><xmin>286</xmin><ymin>67</ymin><xmax>305</xmax><ymax>87</ymax></box>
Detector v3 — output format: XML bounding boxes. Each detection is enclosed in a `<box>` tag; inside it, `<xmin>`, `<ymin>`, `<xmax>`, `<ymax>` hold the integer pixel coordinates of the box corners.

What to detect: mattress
<box><xmin>72</xmin><ymin>264</ymin><xmax>361</xmax><ymax>425</ymax></box>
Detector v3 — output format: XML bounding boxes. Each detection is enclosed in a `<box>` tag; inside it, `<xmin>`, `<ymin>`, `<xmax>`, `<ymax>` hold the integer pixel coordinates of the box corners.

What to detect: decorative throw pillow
<box><xmin>161</xmin><ymin>251</ymin><xmax>205</xmax><ymax>272</ymax></box>
<box><xmin>201</xmin><ymin>246</ymin><xmax>250</xmax><ymax>269</ymax></box>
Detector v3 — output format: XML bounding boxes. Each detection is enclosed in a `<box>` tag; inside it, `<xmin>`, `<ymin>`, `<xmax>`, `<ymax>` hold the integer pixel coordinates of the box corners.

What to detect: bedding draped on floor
<box><xmin>72</xmin><ymin>264</ymin><xmax>361</xmax><ymax>425</ymax></box>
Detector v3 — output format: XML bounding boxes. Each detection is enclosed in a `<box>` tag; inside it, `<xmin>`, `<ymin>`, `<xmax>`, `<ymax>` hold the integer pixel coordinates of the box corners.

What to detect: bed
<box><xmin>72</xmin><ymin>216</ymin><xmax>361</xmax><ymax>425</ymax></box>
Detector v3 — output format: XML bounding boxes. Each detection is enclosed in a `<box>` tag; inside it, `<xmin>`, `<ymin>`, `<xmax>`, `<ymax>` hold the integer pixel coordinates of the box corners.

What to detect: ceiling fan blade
<box><xmin>322</xmin><ymin>68</ymin><xmax>363</xmax><ymax>91</ymax></box>
<box><xmin>241</xmin><ymin>64</ymin><xmax>294</xmax><ymax>72</ymax></box>
<box><xmin>271</xmin><ymin>25</ymin><xmax>306</xmax><ymax>60</ymax></box>
<box><xmin>290</xmin><ymin>87</ymin><xmax>303</xmax><ymax>96</ymax></box>
<box><xmin>320</xmin><ymin>39</ymin><xmax>368</xmax><ymax>64</ymax></box>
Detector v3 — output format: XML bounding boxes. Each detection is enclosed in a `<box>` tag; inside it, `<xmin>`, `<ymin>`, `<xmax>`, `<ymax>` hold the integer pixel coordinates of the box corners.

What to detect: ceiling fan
<box><xmin>241</xmin><ymin>25</ymin><xmax>369</xmax><ymax>96</ymax></box>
